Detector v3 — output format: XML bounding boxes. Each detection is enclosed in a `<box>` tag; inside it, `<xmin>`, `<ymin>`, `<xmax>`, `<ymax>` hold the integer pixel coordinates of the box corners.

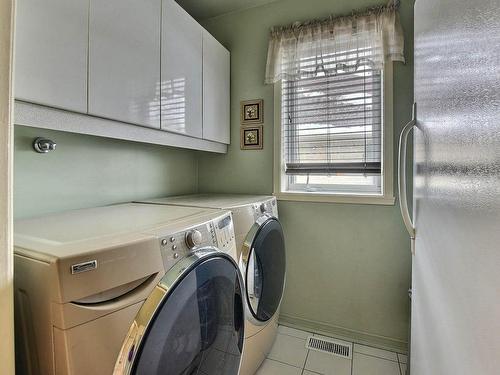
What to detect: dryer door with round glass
<box><xmin>245</xmin><ymin>217</ymin><xmax>286</xmax><ymax>323</ymax></box>
<box><xmin>115</xmin><ymin>250</ymin><xmax>244</xmax><ymax>375</ymax></box>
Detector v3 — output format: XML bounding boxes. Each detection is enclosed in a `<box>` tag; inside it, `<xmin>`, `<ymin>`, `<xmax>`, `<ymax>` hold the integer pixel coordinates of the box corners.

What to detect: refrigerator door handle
<box><xmin>398</xmin><ymin>102</ymin><xmax>416</xmax><ymax>254</ymax></box>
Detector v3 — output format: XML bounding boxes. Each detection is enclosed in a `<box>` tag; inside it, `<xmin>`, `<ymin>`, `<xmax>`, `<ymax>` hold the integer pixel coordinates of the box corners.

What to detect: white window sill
<box><xmin>274</xmin><ymin>191</ymin><xmax>395</xmax><ymax>205</ymax></box>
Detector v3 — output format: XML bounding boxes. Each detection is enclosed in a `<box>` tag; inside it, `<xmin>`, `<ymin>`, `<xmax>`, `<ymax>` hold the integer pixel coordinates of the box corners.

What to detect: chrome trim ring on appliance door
<box><xmin>114</xmin><ymin>247</ymin><xmax>244</xmax><ymax>375</ymax></box>
<box><xmin>241</xmin><ymin>216</ymin><xmax>286</xmax><ymax>326</ymax></box>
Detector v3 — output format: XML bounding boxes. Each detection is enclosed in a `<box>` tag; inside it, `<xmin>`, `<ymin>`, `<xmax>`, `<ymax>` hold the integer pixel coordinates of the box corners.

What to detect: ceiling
<box><xmin>175</xmin><ymin>0</ymin><xmax>281</xmax><ymax>20</ymax></box>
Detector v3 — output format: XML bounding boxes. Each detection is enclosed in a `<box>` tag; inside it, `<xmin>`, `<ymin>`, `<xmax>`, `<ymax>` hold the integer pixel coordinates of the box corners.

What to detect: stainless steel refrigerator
<box><xmin>397</xmin><ymin>0</ymin><xmax>500</xmax><ymax>374</ymax></box>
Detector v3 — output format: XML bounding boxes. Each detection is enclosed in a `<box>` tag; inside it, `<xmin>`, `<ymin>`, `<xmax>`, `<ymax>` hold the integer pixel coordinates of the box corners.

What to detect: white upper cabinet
<box><xmin>14</xmin><ymin>0</ymin><xmax>230</xmax><ymax>152</ymax></box>
<box><xmin>202</xmin><ymin>31</ymin><xmax>230</xmax><ymax>144</ymax></box>
<box><xmin>88</xmin><ymin>0</ymin><xmax>161</xmax><ymax>128</ymax></box>
<box><xmin>14</xmin><ymin>0</ymin><xmax>88</xmax><ymax>112</ymax></box>
<box><xmin>161</xmin><ymin>0</ymin><xmax>203</xmax><ymax>138</ymax></box>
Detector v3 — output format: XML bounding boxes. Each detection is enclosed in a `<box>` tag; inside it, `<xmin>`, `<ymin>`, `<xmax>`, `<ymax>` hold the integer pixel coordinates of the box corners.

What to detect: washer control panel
<box><xmin>158</xmin><ymin>212</ymin><xmax>236</xmax><ymax>270</ymax></box>
<box><xmin>213</xmin><ymin>214</ymin><xmax>236</xmax><ymax>253</ymax></box>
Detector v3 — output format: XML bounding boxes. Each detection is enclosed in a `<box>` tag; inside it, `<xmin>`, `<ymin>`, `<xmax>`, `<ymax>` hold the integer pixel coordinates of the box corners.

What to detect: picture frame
<box><xmin>240</xmin><ymin>99</ymin><xmax>264</xmax><ymax>125</ymax></box>
<box><xmin>240</xmin><ymin>125</ymin><xmax>263</xmax><ymax>150</ymax></box>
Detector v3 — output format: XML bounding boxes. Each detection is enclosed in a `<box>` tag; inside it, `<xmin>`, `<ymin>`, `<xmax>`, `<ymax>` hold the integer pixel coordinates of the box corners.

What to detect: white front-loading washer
<box><xmin>136</xmin><ymin>194</ymin><xmax>287</xmax><ymax>375</ymax></box>
<box><xmin>14</xmin><ymin>203</ymin><xmax>244</xmax><ymax>375</ymax></box>
<box><xmin>115</xmin><ymin>247</ymin><xmax>244</xmax><ymax>375</ymax></box>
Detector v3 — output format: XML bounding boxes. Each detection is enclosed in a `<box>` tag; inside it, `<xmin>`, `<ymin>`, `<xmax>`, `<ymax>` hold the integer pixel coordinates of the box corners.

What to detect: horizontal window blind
<box><xmin>282</xmin><ymin>50</ymin><xmax>383</xmax><ymax>177</ymax></box>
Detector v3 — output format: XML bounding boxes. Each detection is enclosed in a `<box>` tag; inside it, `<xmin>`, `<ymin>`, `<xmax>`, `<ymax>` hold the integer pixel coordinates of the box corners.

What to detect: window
<box><xmin>266</xmin><ymin>6</ymin><xmax>404</xmax><ymax>205</ymax></box>
<box><xmin>274</xmin><ymin>57</ymin><xmax>395</xmax><ymax>205</ymax></box>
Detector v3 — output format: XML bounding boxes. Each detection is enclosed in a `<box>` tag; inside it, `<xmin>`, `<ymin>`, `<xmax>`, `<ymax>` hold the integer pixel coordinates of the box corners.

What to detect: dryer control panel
<box><xmin>252</xmin><ymin>197</ymin><xmax>278</xmax><ymax>220</ymax></box>
<box><xmin>158</xmin><ymin>212</ymin><xmax>237</xmax><ymax>271</ymax></box>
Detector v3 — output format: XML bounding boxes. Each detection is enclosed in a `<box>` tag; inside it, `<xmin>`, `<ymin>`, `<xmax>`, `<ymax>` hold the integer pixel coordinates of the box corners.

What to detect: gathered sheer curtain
<box><xmin>264</xmin><ymin>4</ymin><xmax>405</xmax><ymax>84</ymax></box>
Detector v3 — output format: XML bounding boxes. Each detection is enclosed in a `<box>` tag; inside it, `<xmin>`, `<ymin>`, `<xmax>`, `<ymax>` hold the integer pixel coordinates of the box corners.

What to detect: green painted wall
<box><xmin>200</xmin><ymin>0</ymin><xmax>413</xmax><ymax>347</ymax></box>
<box><xmin>14</xmin><ymin>126</ymin><xmax>199</xmax><ymax>219</ymax></box>
<box><xmin>13</xmin><ymin>0</ymin><xmax>413</xmax><ymax>349</ymax></box>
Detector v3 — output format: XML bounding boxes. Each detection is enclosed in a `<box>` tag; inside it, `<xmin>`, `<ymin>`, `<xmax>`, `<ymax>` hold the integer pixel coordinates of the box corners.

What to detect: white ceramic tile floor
<box><xmin>352</xmin><ymin>353</ymin><xmax>400</xmax><ymax>375</ymax></box>
<box><xmin>255</xmin><ymin>325</ymin><xmax>408</xmax><ymax>375</ymax></box>
<box><xmin>257</xmin><ymin>359</ymin><xmax>303</xmax><ymax>375</ymax></box>
<box><xmin>353</xmin><ymin>343</ymin><xmax>399</xmax><ymax>362</ymax></box>
<box><xmin>267</xmin><ymin>332</ymin><xmax>308</xmax><ymax>368</ymax></box>
<box><xmin>277</xmin><ymin>325</ymin><xmax>311</xmax><ymax>339</ymax></box>
<box><xmin>305</xmin><ymin>348</ymin><xmax>351</xmax><ymax>375</ymax></box>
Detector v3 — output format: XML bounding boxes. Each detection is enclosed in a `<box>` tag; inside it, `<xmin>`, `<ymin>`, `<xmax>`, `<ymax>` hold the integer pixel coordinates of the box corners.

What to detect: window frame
<box><xmin>273</xmin><ymin>61</ymin><xmax>395</xmax><ymax>205</ymax></box>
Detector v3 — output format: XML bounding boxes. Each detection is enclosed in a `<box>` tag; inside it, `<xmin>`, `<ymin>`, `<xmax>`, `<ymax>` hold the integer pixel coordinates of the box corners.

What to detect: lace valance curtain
<box><xmin>264</xmin><ymin>4</ymin><xmax>405</xmax><ymax>84</ymax></box>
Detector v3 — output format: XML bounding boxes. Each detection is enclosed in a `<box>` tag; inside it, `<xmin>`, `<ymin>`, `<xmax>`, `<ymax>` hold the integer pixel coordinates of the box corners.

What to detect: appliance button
<box><xmin>161</xmin><ymin>239</ymin><xmax>168</xmax><ymax>246</ymax></box>
<box><xmin>170</xmin><ymin>237</ymin><xmax>176</xmax><ymax>242</ymax></box>
<box><xmin>173</xmin><ymin>253</ymin><xmax>179</xmax><ymax>259</ymax></box>
<box><xmin>172</xmin><ymin>245</ymin><xmax>177</xmax><ymax>251</ymax></box>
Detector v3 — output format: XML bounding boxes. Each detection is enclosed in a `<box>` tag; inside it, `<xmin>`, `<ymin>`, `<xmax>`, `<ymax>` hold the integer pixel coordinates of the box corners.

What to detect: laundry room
<box><xmin>1</xmin><ymin>0</ymin><xmax>499</xmax><ymax>374</ymax></box>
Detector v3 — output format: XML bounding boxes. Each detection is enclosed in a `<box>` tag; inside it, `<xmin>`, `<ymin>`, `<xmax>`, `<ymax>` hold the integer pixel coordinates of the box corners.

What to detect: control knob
<box><xmin>185</xmin><ymin>229</ymin><xmax>202</xmax><ymax>249</ymax></box>
<box><xmin>259</xmin><ymin>203</ymin><xmax>266</xmax><ymax>213</ymax></box>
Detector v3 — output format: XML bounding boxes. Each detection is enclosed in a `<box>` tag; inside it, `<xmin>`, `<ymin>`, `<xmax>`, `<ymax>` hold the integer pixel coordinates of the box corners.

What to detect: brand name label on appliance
<box><xmin>71</xmin><ymin>260</ymin><xmax>98</xmax><ymax>274</ymax></box>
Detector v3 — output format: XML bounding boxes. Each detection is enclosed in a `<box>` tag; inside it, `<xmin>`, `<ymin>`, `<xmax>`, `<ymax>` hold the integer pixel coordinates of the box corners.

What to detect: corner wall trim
<box><xmin>279</xmin><ymin>313</ymin><xmax>408</xmax><ymax>354</ymax></box>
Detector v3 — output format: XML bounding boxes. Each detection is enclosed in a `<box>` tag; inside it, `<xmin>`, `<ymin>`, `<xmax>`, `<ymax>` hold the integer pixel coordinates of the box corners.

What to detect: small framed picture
<box><xmin>240</xmin><ymin>99</ymin><xmax>264</xmax><ymax>125</ymax></box>
<box><xmin>240</xmin><ymin>125</ymin><xmax>263</xmax><ymax>150</ymax></box>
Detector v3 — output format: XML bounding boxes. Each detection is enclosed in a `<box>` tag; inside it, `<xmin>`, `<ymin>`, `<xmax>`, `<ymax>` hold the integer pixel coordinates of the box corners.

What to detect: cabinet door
<box><xmin>14</xmin><ymin>0</ymin><xmax>88</xmax><ymax>112</ymax></box>
<box><xmin>203</xmin><ymin>31</ymin><xmax>230</xmax><ymax>144</ymax></box>
<box><xmin>89</xmin><ymin>0</ymin><xmax>161</xmax><ymax>128</ymax></box>
<box><xmin>162</xmin><ymin>0</ymin><xmax>203</xmax><ymax>138</ymax></box>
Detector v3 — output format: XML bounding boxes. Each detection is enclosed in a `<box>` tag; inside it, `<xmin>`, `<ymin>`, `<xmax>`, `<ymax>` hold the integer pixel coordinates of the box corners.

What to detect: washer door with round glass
<box><xmin>115</xmin><ymin>250</ymin><xmax>244</xmax><ymax>375</ymax></box>
<box><xmin>245</xmin><ymin>217</ymin><xmax>286</xmax><ymax>323</ymax></box>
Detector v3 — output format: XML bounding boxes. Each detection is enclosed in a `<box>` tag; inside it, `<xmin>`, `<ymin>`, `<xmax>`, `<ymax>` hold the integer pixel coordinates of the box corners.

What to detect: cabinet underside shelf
<box><xmin>14</xmin><ymin>101</ymin><xmax>228</xmax><ymax>154</ymax></box>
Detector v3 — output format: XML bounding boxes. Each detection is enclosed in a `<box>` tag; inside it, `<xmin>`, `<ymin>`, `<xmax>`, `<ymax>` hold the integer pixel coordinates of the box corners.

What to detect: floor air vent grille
<box><xmin>306</xmin><ymin>336</ymin><xmax>352</xmax><ymax>359</ymax></box>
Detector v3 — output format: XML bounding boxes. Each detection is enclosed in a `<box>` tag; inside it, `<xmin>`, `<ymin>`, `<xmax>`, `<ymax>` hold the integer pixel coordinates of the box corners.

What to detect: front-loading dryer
<box><xmin>14</xmin><ymin>203</ymin><xmax>243</xmax><ymax>375</ymax></box>
<box><xmin>136</xmin><ymin>194</ymin><xmax>287</xmax><ymax>375</ymax></box>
